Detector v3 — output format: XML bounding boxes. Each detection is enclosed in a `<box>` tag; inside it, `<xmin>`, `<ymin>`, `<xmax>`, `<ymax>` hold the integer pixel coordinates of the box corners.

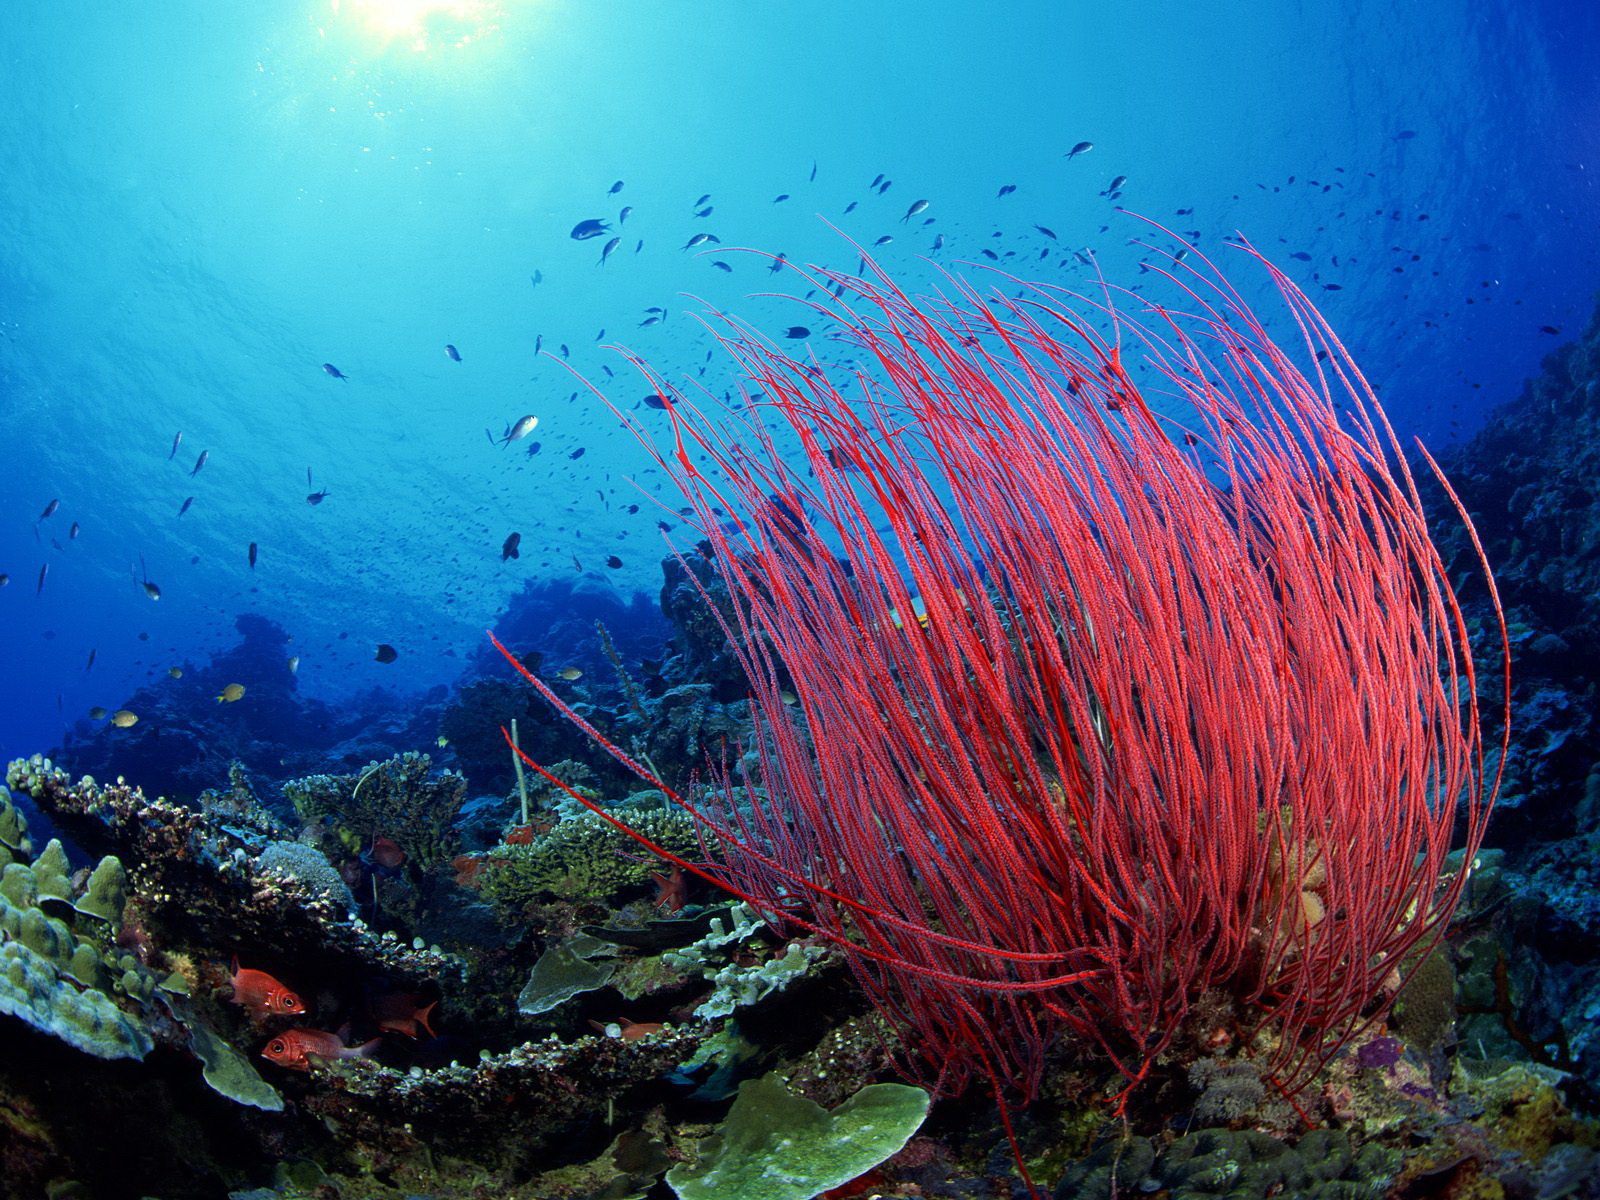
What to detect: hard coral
<box><xmin>478</xmin><ymin>803</ymin><xmax>698</xmax><ymax>913</ymax></box>
<box><xmin>284</xmin><ymin>751</ymin><xmax>466</xmax><ymax>871</ymax></box>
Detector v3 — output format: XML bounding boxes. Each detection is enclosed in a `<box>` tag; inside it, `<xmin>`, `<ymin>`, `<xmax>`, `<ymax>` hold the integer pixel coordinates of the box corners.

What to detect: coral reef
<box><xmin>54</xmin><ymin>614</ymin><xmax>443</xmax><ymax>802</ymax></box>
<box><xmin>284</xmin><ymin>751</ymin><xmax>466</xmax><ymax>871</ymax></box>
<box><xmin>477</xmin><ymin>797</ymin><xmax>699</xmax><ymax>914</ymax></box>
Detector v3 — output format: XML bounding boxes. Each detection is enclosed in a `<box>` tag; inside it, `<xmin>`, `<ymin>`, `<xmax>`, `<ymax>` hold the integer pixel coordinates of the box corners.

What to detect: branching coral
<box><xmin>477</xmin><ymin>802</ymin><xmax>698</xmax><ymax>912</ymax></box>
<box><xmin>284</xmin><ymin>751</ymin><xmax>466</xmax><ymax>870</ymax></box>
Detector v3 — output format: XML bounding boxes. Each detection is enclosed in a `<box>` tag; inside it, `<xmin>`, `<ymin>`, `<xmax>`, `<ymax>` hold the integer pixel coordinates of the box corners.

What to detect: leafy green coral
<box><xmin>665</xmin><ymin>1072</ymin><xmax>930</xmax><ymax>1200</ymax></box>
<box><xmin>284</xmin><ymin>751</ymin><xmax>466</xmax><ymax>869</ymax></box>
<box><xmin>478</xmin><ymin>803</ymin><xmax>699</xmax><ymax>911</ymax></box>
<box><xmin>518</xmin><ymin>934</ymin><xmax>619</xmax><ymax>1016</ymax></box>
<box><xmin>185</xmin><ymin>1018</ymin><xmax>284</xmax><ymax>1112</ymax></box>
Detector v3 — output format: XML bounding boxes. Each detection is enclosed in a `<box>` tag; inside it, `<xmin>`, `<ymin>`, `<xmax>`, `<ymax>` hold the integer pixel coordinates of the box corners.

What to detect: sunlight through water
<box><xmin>327</xmin><ymin>0</ymin><xmax>502</xmax><ymax>53</ymax></box>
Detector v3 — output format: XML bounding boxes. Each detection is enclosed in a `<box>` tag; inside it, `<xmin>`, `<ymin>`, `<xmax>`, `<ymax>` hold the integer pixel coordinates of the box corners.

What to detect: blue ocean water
<box><xmin>0</xmin><ymin>0</ymin><xmax>1595</xmax><ymax>763</ymax></box>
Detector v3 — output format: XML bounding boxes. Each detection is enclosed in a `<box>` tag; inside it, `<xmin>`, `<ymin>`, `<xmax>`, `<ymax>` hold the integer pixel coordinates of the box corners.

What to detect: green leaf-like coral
<box><xmin>666</xmin><ymin>1072</ymin><xmax>929</xmax><ymax>1200</ymax></box>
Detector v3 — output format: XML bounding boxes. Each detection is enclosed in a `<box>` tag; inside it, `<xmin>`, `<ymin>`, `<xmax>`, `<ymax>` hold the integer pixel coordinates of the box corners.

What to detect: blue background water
<box><xmin>1</xmin><ymin>0</ymin><xmax>1595</xmax><ymax>764</ymax></box>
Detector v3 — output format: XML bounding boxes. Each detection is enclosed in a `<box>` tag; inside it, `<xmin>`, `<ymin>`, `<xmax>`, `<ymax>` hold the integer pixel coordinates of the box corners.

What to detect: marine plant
<box><xmin>491</xmin><ymin>244</ymin><xmax>1509</xmax><ymax>1161</ymax></box>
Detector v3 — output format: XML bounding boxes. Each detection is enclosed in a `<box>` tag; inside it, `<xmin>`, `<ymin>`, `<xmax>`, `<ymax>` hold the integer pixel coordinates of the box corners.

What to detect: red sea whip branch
<box><xmin>492</xmin><ymin>242</ymin><xmax>1508</xmax><ymax>1126</ymax></box>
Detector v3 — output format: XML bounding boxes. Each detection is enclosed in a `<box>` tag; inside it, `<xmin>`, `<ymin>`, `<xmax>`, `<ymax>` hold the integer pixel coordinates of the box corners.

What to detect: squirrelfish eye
<box><xmin>268</xmin><ymin>1039</ymin><xmax>285</xmax><ymax>1055</ymax></box>
<box><xmin>281</xmin><ymin>993</ymin><xmax>299</xmax><ymax>1009</ymax></box>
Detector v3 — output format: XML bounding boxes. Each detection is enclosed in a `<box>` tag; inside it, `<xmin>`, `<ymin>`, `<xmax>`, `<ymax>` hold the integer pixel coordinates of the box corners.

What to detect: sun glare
<box><xmin>329</xmin><ymin>0</ymin><xmax>501</xmax><ymax>52</ymax></box>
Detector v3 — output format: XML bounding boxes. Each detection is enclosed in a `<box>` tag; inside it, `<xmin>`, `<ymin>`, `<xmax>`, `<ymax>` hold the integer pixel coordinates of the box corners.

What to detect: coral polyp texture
<box><xmin>498</xmin><ymin>245</ymin><xmax>1510</xmax><ymax>1118</ymax></box>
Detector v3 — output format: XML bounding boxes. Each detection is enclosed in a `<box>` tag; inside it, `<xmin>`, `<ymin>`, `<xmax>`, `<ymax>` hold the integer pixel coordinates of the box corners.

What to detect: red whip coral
<box><xmin>493</xmin><ymin>240</ymin><xmax>1508</xmax><ymax>1120</ymax></box>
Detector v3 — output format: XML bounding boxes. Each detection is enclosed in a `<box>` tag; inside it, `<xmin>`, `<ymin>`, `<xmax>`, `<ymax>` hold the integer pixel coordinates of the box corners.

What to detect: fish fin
<box><xmin>417</xmin><ymin>1000</ymin><xmax>438</xmax><ymax>1040</ymax></box>
<box><xmin>355</xmin><ymin>1037</ymin><xmax>383</xmax><ymax>1058</ymax></box>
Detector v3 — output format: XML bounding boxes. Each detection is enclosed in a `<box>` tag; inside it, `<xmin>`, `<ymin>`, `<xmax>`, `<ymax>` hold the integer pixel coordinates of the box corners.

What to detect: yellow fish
<box><xmin>287</xmin><ymin>656</ymin><xmax>299</xmax><ymax>675</ymax></box>
<box><xmin>111</xmin><ymin>710</ymin><xmax>139</xmax><ymax>728</ymax></box>
<box><xmin>168</xmin><ymin>667</ymin><xmax>183</xmax><ymax>679</ymax></box>
<box><xmin>559</xmin><ymin>667</ymin><xmax>583</xmax><ymax>682</ymax></box>
<box><xmin>216</xmin><ymin>684</ymin><xmax>245</xmax><ymax>703</ymax></box>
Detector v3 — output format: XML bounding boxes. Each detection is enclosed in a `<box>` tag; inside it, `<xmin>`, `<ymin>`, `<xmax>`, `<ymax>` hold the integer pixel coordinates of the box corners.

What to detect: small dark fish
<box><xmin>1107</xmin><ymin>175</ymin><xmax>1128</xmax><ymax>192</ymax></box>
<box><xmin>307</xmin><ymin>489</ymin><xmax>330</xmax><ymax>505</ymax></box>
<box><xmin>570</xmin><ymin>218</ymin><xmax>610</xmax><ymax>240</ymax></box>
<box><xmin>843</xmin><ymin>200</ymin><xmax>857</xmax><ymax>214</ymax></box>
<box><xmin>901</xmin><ymin>199</ymin><xmax>929</xmax><ymax>222</ymax></box>
<box><xmin>38</xmin><ymin>499</ymin><xmax>59</xmax><ymax>521</ymax></box>
<box><xmin>68</xmin><ymin>521</ymin><xmax>79</xmax><ymax>540</ymax></box>
<box><xmin>1290</xmin><ymin>251</ymin><xmax>1312</xmax><ymax>261</ymax></box>
<box><xmin>784</xmin><ymin>326</ymin><xmax>810</xmax><ymax>339</ymax></box>
<box><xmin>0</xmin><ymin>574</ymin><xmax>8</xmax><ymax>588</ymax></box>
<box><xmin>1066</xmin><ymin>141</ymin><xmax>1093</xmax><ymax>158</ymax></box>
<box><xmin>191</xmin><ymin>450</ymin><xmax>208</xmax><ymax>476</ymax></box>
<box><xmin>606</xmin><ymin>555</ymin><xmax>622</xmax><ymax>569</ymax></box>
<box><xmin>773</xmin><ymin>193</ymin><xmax>789</xmax><ymax>203</ymax></box>
<box><xmin>872</xmin><ymin>235</ymin><xmax>893</xmax><ymax>247</ymax></box>
<box><xmin>608</xmin><ymin>180</ymin><xmax>624</xmax><ymax>194</ymax></box>
<box><xmin>168</xmin><ymin>431</ymin><xmax>182</xmax><ymax>460</ymax></box>
<box><xmin>643</xmin><ymin>394</ymin><xmax>668</xmax><ymax>409</ymax></box>
<box><xmin>85</xmin><ymin>648</ymin><xmax>96</xmax><ymax>673</ymax></box>
<box><xmin>809</xmin><ymin>161</ymin><xmax>817</xmax><ymax>182</ymax></box>
<box><xmin>445</xmin><ymin>344</ymin><xmax>461</xmax><ymax>361</ymax></box>
<box><xmin>682</xmin><ymin>233</ymin><xmax>716</xmax><ymax>251</ymax></box>
<box><xmin>530</xmin><ymin>269</ymin><xmax>543</xmax><ymax>287</ymax></box>
<box><xmin>374</xmin><ymin>643</ymin><xmax>398</xmax><ymax>664</ymax></box>
<box><xmin>932</xmin><ymin>234</ymin><xmax>945</xmax><ymax>252</ymax></box>
<box><xmin>876</xmin><ymin>179</ymin><xmax>892</xmax><ymax>194</ymax></box>
<box><xmin>1034</xmin><ymin>224</ymin><xmax>1057</xmax><ymax>240</ymax></box>
<box><xmin>618</xmin><ymin>205</ymin><xmax>632</xmax><ymax>224</ymax></box>
<box><xmin>143</xmin><ymin>579</ymin><xmax>161</xmax><ymax>601</ymax></box>
<box><xmin>179</xmin><ymin>496</ymin><xmax>195</xmax><ymax>517</ymax></box>
<box><xmin>526</xmin><ymin>440</ymin><xmax>542</xmax><ymax>456</ymax></box>
<box><xmin>769</xmin><ymin>253</ymin><xmax>787</xmax><ymax>274</ymax></box>
<box><xmin>569</xmin><ymin>447</ymin><xmax>586</xmax><ymax>461</ymax></box>
<box><xmin>638</xmin><ymin>316</ymin><xmax>660</xmax><ymax>328</ymax></box>
<box><xmin>695</xmin><ymin>193</ymin><xmax>711</xmax><ymax>206</ymax></box>
<box><xmin>1539</xmin><ymin>325</ymin><xmax>1561</xmax><ymax>335</ymax></box>
<box><xmin>997</xmin><ymin>184</ymin><xmax>1016</xmax><ymax>197</ymax></box>
<box><xmin>248</xmin><ymin>542</ymin><xmax>258</xmax><ymax>569</ymax></box>
<box><xmin>322</xmin><ymin>363</ymin><xmax>347</xmax><ymax>380</ymax></box>
<box><xmin>598</xmin><ymin>236</ymin><xmax>621</xmax><ymax>266</ymax></box>
<box><xmin>36</xmin><ymin>564</ymin><xmax>46</xmax><ymax>596</ymax></box>
<box><xmin>712</xmin><ymin>261</ymin><xmax>732</xmax><ymax>272</ymax></box>
<box><xmin>502</xmin><ymin>531</ymin><xmax>521</xmax><ymax>561</ymax></box>
<box><xmin>1395</xmin><ymin>130</ymin><xmax>1417</xmax><ymax>140</ymax></box>
<box><xmin>694</xmin><ymin>205</ymin><xmax>713</xmax><ymax>217</ymax></box>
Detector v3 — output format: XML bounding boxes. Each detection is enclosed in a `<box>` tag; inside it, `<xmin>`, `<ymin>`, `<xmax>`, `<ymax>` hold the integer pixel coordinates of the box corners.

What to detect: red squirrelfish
<box><xmin>368</xmin><ymin>991</ymin><xmax>437</xmax><ymax>1039</ymax></box>
<box><xmin>261</xmin><ymin>1028</ymin><xmax>380</xmax><ymax>1072</ymax></box>
<box><xmin>228</xmin><ymin>959</ymin><xmax>304</xmax><ymax>1019</ymax></box>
